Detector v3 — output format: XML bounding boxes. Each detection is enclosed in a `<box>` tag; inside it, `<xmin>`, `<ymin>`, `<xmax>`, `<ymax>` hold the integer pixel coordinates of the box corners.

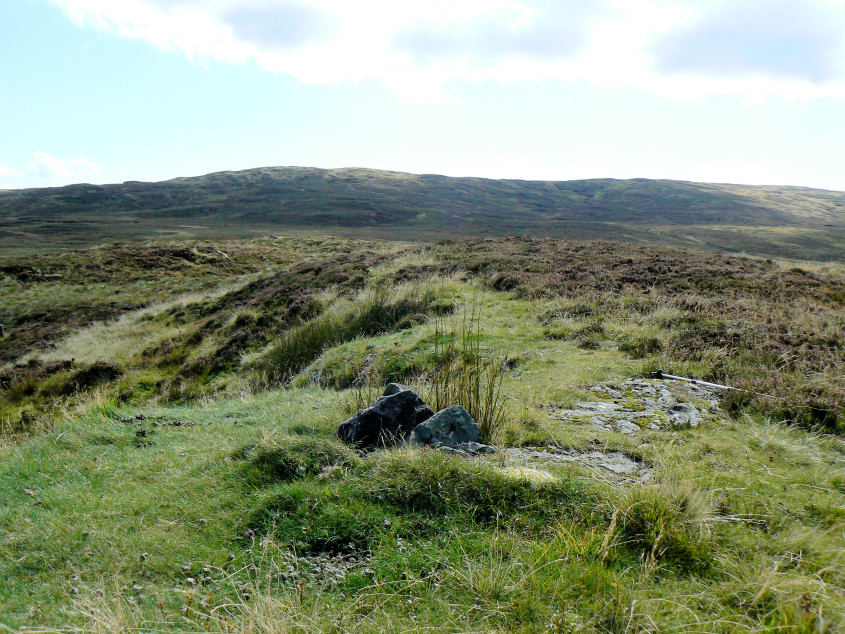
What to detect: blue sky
<box><xmin>1</xmin><ymin>0</ymin><xmax>844</xmax><ymax>190</ymax></box>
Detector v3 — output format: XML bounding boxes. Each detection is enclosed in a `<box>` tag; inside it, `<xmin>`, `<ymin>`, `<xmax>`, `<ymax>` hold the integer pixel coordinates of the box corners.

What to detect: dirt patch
<box><xmin>0</xmin><ymin>358</ymin><xmax>73</xmax><ymax>390</ymax></box>
<box><xmin>60</xmin><ymin>361</ymin><xmax>123</xmax><ymax>394</ymax></box>
<box><xmin>117</xmin><ymin>413</ymin><xmax>197</xmax><ymax>429</ymax></box>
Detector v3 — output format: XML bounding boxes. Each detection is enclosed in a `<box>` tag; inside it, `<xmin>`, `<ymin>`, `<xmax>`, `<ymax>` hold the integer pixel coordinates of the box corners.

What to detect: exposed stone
<box><xmin>550</xmin><ymin>378</ymin><xmax>719</xmax><ymax>436</ymax></box>
<box><xmin>455</xmin><ymin>441</ymin><xmax>497</xmax><ymax>455</ymax></box>
<box><xmin>382</xmin><ymin>382</ymin><xmax>413</xmax><ymax>397</ymax></box>
<box><xmin>337</xmin><ymin>388</ymin><xmax>434</xmax><ymax>450</ymax></box>
<box><xmin>408</xmin><ymin>405</ymin><xmax>478</xmax><ymax>448</ymax></box>
<box><xmin>437</xmin><ymin>441</ymin><xmax>497</xmax><ymax>456</ymax></box>
<box><xmin>668</xmin><ymin>402</ymin><xmax>701</xmax><ymax>428</ymax></box>
<box><xmin>503</xmin><ymin>446</ymin><xmax>652</xmax><ymax>481</ymax></box>
<box><xmin>613</xmin><ymin>419</ymin><xmax>640</xmax><ymax>434</ymax></box>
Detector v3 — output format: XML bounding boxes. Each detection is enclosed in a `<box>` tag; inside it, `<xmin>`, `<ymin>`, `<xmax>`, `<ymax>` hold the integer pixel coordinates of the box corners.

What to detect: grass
<box><xmin>255</xmin><ymin>283</ymin><xmax>453</xmax><ymax>385</ymax></box>
<box><xmin>613</xmin><ymin>482</ymin><xmax>713</xmax><ymax>573</ymax></box>
<box><xmin>1</xmin><ymin>390</ymin><xmax>842</xmax><ymax>631</ymax></box>
<box><xmin>423</xmin><ymin>308</ymin><xmax>506</xmax><ymax>444</ymax></box>
<box><xmin>0</xmin><ymin>234</ymin><xmax>843</xmax><ymax>631</ymax></box>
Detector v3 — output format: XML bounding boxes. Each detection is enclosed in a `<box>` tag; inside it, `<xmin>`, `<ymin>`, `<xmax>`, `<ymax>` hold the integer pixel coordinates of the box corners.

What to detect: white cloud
<box><xmin>0</xmin><ymin>165</ymin><xmax>23</xmax><ymax>179</ymax></box>
<box><xmin>46</xmin><ymin>0</ymin><xmax>845</xmax><ymax>102</ymax></box>
<box><xmin>27</xmin><ymin>151</ymin><xmax>101</xmax><ymax>181</ymax></box>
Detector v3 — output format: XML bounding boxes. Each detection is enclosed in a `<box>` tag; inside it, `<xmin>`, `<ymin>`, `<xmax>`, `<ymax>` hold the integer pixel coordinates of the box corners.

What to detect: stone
<box><xmin>337</xmin><ymin>388</ymin><xmax>434</xmax><ymax>450</ymax></box>
<box><xmin>455</xmin><ymin>441</ymin><xmax>497</xmax><ymax>454</ymax></box>
<box><xmin>437</xmin><ymin>441</ymin><xmax>497</xmax><ymax>456</ymax></box>
<box><xmin>382</xmin><ymin>382</ymin><xmax>413</xmax><ymax>397</ymax></box>
<box><xmin>408</xmin><ymin>405</ymin><xmax>478</xmax><ymax>447</ymax></box>
<box><xmin>613</xmin><ymin>419</ymin><xmax>640</xmax><ymax>434</ymax></box>
<box><xmin>550</xmin><ymin>378</ymin><xmax>716</xmax><ymax>436</ymax></box>
<box><xmin>669</xmin><ymin>402</ymin><xmax>701</xmax><ymax>427</ymax></box>
<box><xmin>502</xmin><ymin>446</ymin><xmax>653</xmax><ymax>481</ymax></box>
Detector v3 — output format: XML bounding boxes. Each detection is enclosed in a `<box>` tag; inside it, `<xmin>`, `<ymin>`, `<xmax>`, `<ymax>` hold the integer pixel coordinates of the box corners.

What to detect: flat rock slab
<box><xmin>503</xmin><ymin>446</ymin><xmax>652</xmax><ymax>481</ymax></box>
<box><xmin>550</xmin><ymin>378</ymin><xmax>720</xmax><ymax>436</ymax></box>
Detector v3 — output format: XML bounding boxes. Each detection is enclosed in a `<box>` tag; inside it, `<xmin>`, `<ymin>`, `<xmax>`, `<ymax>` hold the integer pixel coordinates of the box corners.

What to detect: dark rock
<box><xmin>337</xmin><ymin>388</ymin><xmax>434</xmax><ymax>450</ymax></box>
<box><xmin>409</xmin><ymin>405</ymin><xmax>478</xmax><ymax>448</ymax></box>
<box><xmin>382</xmin><ymin>382</ymin><xmax>413</xmax><ymax>396</ymax></box>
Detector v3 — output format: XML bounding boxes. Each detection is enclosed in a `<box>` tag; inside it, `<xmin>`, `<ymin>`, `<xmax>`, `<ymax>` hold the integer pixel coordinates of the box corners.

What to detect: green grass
<box><xmin>1</xmin><ymin>388</ymin><xmax>842</xmax><ymax>631</ymax></box>
<box><xmin>0</xmin><ymin>234</ymin><xmax>843</xmax><ymax>631</ymax></box>
<box><xmin>255</xmin><ymin>283</ymin><xmax>453</xmax><ymax>384</ymax></box>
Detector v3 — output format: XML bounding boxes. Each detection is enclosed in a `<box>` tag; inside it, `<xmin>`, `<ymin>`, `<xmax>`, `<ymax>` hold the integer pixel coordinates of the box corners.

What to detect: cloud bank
<box><xmin>0</xmin><ymin>152</ymin><xmax>101</xmax><ymax>189</ymax></box>
<box><xmin>47</xmin><ymin>0</ymin><xmax>845</xmax><ymax>101</ymax></box>
<box><xmin>654</xmin><ymin>0</ymin><xmax>845</xmax><ymax>83</ymax></box>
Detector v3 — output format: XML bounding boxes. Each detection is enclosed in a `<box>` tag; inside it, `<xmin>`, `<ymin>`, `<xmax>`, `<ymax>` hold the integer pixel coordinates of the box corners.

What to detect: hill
<box><xmin>1</xmin><ymin>235</ymin><xmax>843</xmax><ymax>630</ymax></box>
<box><xmin>1</xmin><ymin>166</ymin><xmax>844</xmax><ymax>260</ymax></box>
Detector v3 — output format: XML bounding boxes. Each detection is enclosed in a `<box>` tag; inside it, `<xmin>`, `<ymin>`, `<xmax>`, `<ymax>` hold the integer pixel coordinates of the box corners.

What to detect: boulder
<box><xmin>382</xmin><ymin>382</ymin><xmax>413</xmax><ymax>397</ymax></box>
<box><xmin>337</xmin><ymin>388</ymin><xmax>434</xmax><ymax>450</ymax></box>
<box><xmin>409</xmin><ymin>405</ymin><xmax>478</xmax><ymax>448</ymax></box>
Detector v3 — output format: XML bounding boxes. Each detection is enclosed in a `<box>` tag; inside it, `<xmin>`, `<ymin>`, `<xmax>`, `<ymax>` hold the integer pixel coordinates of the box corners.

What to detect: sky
<box><xmin>1</xmin><ymin>0</ymin><xmax>844</xmax><ymax>191</ymax></box>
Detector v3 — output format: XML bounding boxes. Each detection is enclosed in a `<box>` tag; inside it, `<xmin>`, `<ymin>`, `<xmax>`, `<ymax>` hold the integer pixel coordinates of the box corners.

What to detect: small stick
<box><xmin>651</xmin><ymin>369</ymin><xmax>779</xmax><ymax>399</ymax></box>
<box><xmin>651</xmin><ymin>369</ymin><xmax>745</xmax><ymax>392</ymax></box>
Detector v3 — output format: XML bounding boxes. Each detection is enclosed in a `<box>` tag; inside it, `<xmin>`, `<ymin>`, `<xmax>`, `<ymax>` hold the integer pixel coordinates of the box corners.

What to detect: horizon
<box><xmin>2</xmin><ymin>1</ymin><xmax>845</xmax><ymax>191</ymax></box>
<box><xmin>2</xmin><ymin>163</ymin><xmax>845</xmax><ymax>194</ymax></box>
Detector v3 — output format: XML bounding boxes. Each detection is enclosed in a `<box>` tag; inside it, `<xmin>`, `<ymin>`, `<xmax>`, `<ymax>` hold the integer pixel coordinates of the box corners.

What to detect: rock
<box><xmin>455</xmin><ymin>441</ymin><xmax>497</xmax><ymax>454</ymax></box>
<box><xmin>613</xmin><ymin>419</ymin><xmax>640</xmax><ymax>434</ymax></box>
<box><xmin>669</xmin><ymin>403</ymin><xmax>701</xmax><ymax>427</ymax></box>
<box><xmin>382</xmin><ymin>382</ymin><xmax>413</xmax><ymax>396</ymax></box>
<box><xmin>502</xmin><ymin>446</ymin><xmax>652</xmax><ymax>480</ymax></box>
<box><xmin>337</xmin><ymin>388</ymin><xmax>434</xmax><ymax>449</ymax></box>
<box><xmin>437</xmin><ymin>441</ymin><xmax>497</xmax><ymax>456</ymax></box>
<box><xmin>550</xmin><ymin>377</ymin><xmax>717</xmax><ymax>436</ymax></box>
<box><xmin>409</xmin><ymin>405</ymin><xmax>478</xmax><ymax>447</ymax></box>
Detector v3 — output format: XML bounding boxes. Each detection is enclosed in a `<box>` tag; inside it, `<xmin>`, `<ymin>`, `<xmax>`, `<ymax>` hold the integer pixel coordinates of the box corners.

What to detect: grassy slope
<box><xmin>1</xmin><ymin>167</ymin><xmax>844</xmax><ymax>260</ymax></box>
<box><xmin>1</xmin><ymin>237</ymin><xmax>843</xmax><ymax>631</ymax></box>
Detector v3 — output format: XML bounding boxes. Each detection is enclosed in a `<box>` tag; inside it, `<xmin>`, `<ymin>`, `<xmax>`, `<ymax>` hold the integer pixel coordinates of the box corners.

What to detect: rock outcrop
<box><xmin>550</xmin><ymin>378</ymin><xmax>719</xmax><ymax>435</ymax></box>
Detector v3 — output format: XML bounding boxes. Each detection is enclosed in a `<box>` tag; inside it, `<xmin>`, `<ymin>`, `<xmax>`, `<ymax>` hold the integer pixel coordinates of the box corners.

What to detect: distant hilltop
<box><xmin>1</xmin><ymin>166</ymin><xmax>843</xmax><ymax>260</ymax></box>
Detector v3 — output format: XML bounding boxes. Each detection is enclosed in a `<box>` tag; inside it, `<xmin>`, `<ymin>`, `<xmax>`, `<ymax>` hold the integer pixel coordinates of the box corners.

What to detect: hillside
<box><xmin>1</xmin><ymin>167</ymin><xmax>844</xmax><ymax>260</ymax></box>
<box><xmin>1</xmin><ymin>235</ymin><xmax>843</xmax><ymax>630</ymax></box>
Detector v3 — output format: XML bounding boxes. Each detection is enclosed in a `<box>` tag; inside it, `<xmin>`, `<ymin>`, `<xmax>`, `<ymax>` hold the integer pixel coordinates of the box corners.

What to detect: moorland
<box><xmin>1</xmin><ymin>167</ymin><xmax>844</xmax><ymax>261</ymax></box>
<box><xmin>1</xmin><ymin>230</ymin><xmax>843</xmax><ymax>631</ymax></box>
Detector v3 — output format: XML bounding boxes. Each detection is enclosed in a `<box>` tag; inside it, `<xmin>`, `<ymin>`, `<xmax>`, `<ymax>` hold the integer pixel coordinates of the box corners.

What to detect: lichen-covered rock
<box><xmin>337</xmin><ymin>388</ymin><xmax>434</xmax><ymax>450</ymax></box>
<box><xmin>551</xmin><ymin>378</ymin><xmax>719</xmax><ymax>435</ymax></box>
<box><xmin>408</xmin><ymin>405</ymin><xmax>478</xmax><ymax>447</ymax></box>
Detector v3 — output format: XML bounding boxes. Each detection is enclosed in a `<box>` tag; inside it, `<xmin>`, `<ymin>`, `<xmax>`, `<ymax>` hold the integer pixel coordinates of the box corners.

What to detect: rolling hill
<box><xmin>1</xmin><ymin>166</ymin><xmax>843</xmax><ymax>260</ymax></box>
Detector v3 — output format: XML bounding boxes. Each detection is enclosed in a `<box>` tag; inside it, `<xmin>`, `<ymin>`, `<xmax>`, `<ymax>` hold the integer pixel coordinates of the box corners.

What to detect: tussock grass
<box><xmin>257</xmin><ymin>284</ymin><xmax>452</xmax><ymax>384</ymax></box>
<box><xmin>422</xmin><ymin>308</ymin><xmax>506</xmax><ymax>444</ymax></box>
<box><xmin>612</xmin><ymin>482</ymin><xmax>713</xmax><ymax>573</ymax></box>
<box><xmin>368</xmin><ymin>449</ymin><xmax>592</xmax><ymax>525</ymax></box>
<box><xmin>240</xmin><ymin>433</ymin><xmax>361</xmax><ymax>484</ymax></box>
